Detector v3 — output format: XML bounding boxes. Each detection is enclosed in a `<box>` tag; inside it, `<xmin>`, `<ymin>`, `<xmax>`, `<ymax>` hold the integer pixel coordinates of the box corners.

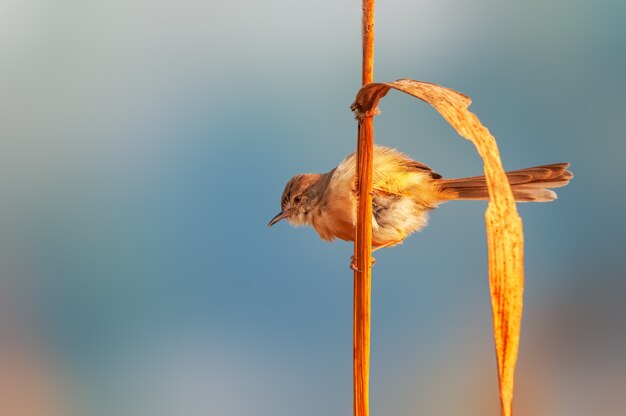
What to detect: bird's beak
<box><xmin>267</xmin><ymin>210</ymin><xmax>290</xmax><ymax>227</ymax></box>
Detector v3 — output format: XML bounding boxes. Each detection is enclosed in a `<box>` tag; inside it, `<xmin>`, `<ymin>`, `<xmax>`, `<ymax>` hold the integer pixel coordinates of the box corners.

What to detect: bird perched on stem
<box><xmin>268</xmin><ymin>145</ymin><xmax>572</xmax><ymax>257</ymax></box>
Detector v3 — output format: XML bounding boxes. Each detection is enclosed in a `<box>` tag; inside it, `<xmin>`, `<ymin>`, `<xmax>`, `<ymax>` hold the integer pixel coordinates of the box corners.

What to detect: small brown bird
<box><xmin>268</xmin><ymin>145</ymin><xmax>572</xmax><ymax>251</ymax></box>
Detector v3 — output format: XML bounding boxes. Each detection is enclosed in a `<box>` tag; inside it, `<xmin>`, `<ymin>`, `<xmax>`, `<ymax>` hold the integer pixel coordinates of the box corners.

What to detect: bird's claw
<box><xmin>349</xmin><ymin>255</ymin><xmax>376</xmax><ymax>272</ymax></box>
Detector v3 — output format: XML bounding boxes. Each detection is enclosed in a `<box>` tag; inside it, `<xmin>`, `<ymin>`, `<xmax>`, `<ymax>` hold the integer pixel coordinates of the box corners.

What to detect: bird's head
<box><xmin>268</xmin><ymin>173</ymin><xmax>321</xmax><ymax>227</ymax></box>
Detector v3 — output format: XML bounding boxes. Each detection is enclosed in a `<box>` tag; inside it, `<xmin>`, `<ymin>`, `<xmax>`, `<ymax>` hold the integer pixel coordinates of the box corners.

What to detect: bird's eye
<box><xmin>294</xmin><ymin>195</ymin><xmax>302</xmax><ymax>204</ymax></box>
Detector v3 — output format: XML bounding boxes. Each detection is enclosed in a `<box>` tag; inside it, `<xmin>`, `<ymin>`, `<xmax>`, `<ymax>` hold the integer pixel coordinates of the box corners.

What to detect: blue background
<box><xmin>1</xmin><ymin>1</ymin><xmax>625</xmax><ymax>415</ymax></box>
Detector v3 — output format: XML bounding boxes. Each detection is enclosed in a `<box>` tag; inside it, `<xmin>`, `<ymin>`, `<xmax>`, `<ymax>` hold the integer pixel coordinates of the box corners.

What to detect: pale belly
<box><xmin>311</xmin><ymin>193</ymin><xmax>432</xmax><ymax>246</ymax></box>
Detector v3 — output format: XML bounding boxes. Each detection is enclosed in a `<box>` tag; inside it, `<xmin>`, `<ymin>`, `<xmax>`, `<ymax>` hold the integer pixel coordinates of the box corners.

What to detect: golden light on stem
<box><xmin>352</xmin><ymin>79</ymin><xmax>525</xmax><ymax>416</ymax></box>
<box><xmin>353</xmin><ymin>1</ymin><xmax>375</xmax><ymax>416</ymax></box>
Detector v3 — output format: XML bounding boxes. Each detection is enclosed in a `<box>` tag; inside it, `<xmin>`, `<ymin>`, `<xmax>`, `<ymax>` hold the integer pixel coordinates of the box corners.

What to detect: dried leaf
<box><xmin>352</xmin><ymin>78</ymin><xmax>524</xmax><ymax>416</ymax></box>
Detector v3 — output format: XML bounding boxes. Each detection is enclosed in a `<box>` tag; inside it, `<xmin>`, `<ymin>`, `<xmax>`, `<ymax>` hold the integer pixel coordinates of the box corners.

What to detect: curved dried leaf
<box><xmin>352</xmin><ymin>79</ymin><xmax>524</xmax><ymax>416</ymax></box>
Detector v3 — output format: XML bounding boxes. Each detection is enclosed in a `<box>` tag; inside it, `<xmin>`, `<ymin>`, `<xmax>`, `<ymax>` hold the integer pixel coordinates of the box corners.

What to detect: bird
<box><xmin>268</xmin><ymin>145</ymin><xmax>572</xmax><ymax>257</ymax></box>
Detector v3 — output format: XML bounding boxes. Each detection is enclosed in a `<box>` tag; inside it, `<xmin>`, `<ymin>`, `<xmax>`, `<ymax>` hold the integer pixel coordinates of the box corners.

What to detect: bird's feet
<box><xmin>349</xmin><ymin>255</ymin><xmax>376</xmax><ymax>272</ymax></box>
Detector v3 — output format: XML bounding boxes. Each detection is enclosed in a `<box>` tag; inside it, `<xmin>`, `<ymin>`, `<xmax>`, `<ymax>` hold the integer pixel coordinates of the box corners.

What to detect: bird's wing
<box><xmin>402</xmin><ymin>160</ymin><xmax>442</xmax><ymax>179</ymax></box>
<box><xmin>330</xmin><ymin>145</ymin><xmax>441</xmax><ymax>197</ymax></box>
<box><xmin>371</xmin><ymin>146</ymin><xmax>441</xmax><ymax>196</ymax></box>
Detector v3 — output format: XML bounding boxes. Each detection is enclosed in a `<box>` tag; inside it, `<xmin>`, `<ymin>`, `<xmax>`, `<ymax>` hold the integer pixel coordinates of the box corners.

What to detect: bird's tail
<box><xmin>438</xmin><ymin>163</ymin><xmax>573</xmax><ymax>202</ymax></box>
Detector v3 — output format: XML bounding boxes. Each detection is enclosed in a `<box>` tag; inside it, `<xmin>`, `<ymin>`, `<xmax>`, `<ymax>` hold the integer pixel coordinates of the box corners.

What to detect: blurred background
<box><xmin>1</xmin><ymin>0</ymin><xmax>625</xmax><ymax>415</ymax></box>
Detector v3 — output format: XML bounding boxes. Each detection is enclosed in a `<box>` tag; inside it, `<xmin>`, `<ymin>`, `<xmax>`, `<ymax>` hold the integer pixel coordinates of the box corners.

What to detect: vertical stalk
<box><xmin>354</xmin><ymin>1</ymin><xmax>375</xmax><ymax>416</ymax></box>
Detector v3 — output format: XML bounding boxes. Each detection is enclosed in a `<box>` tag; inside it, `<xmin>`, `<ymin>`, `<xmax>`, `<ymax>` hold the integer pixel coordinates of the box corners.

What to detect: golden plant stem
<box><xmin>361</xmin><ymin>0</ymin><xmax>375</xmax><ymax>86</ymax></box>
<box><xmin>352</xmin><ymin>79</ymin><xmax>524</xmax><ymax>416</ymax></box>
<box><xmin>354</xmin><ymin>117</ymin><xmax>373</xmax><ymax>416</ymax></box>
<box><xmin>354</xmin><ymin>2</ymin><xmax>375</xmax><ymax>416</ymax></box>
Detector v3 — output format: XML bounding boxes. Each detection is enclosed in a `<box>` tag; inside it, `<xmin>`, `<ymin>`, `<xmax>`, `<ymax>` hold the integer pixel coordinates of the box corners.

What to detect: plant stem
<box><xmin>354</xmin><ymin>1</ymin><xmax>375</xmax><ymax>416</ymax></box>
